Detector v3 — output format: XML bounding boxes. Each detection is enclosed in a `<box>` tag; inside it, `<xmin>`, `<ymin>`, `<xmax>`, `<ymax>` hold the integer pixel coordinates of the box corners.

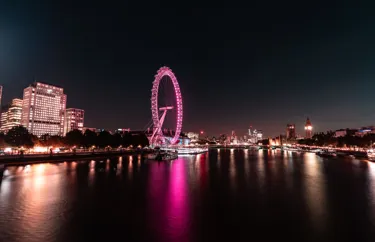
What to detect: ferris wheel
<box><xmin>149</xmin><ymin>66</ymin><xmax>183</xmax><ymax>146</ymax></box>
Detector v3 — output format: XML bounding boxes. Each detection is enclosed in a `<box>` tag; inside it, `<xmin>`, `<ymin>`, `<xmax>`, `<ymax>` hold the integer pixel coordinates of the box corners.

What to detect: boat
<box><xmin>308</xmin><ymin>149</ymin><xmax>322</xmax><ymax>153</ymax></box>
<box><xmin>284</xmin><ymin>147</ymin><xmax>301</xmax><ymax>152</ymax></box>
<box><xmin>147</xmin><ymin>151</ymin><xmax>178</xmax><ymax>161</ymax></box>
<box><xmin>175</xmin><ymin>147</ymin><xmax>208</xmax><ymax>155</ymax></box>
<box><xmin>161</xmin><ymin>146</ymin><xmax>209</xmax><ymax>155</ymax></box>
<box><xmin>317</xmin><ymin>150</ymin><xmax>337</xmax><ymax>158</ymax></box>
<box><xmin>336</xmin><ymin>152</ymin><xmax>355</xmax><ymax>159</ymax></box>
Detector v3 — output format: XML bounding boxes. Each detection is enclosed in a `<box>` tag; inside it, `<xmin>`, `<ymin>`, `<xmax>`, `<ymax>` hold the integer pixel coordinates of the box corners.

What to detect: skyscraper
<box><xmin>0</xmin><ymin>98</ymin><xmax>23</xmax><ymax>132</ymax></box>
<box><xmin>21</xmin><ymin>82</ymin><xmax>67</xmax><ymax>136</ymax></box>
<box><xmin>286</xmin><ymin>124</ymin><xmax>296</xmax><ymax>140</ymax></box>
<box><xmin>64</xmin><ymin>108</ymin><xmax>84</xmax><ymax>135</ymax></box>
<box><xmin>305</xmin><ymin>118</ymin><xmax>313</xmax><ymax>139</ymax></box>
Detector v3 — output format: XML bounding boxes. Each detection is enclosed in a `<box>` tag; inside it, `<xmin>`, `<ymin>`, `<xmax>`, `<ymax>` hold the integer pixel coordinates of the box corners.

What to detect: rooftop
<box><xmin>31</xmin><ymin>81</ymin><xmax>63</xmax><ymax>89</ymax></box>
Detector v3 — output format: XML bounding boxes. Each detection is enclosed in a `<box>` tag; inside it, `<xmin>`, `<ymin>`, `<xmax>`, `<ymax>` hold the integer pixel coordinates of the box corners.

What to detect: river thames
<box><xmin>1</xmin><ymin>149</ymin><xmax>375</xmax><ymax>241</ymax></box>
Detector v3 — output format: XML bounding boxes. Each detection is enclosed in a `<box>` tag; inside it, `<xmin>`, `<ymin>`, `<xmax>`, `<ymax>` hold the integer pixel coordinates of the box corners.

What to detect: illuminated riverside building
<box><xmin>21</xmin><ymin>82</ymin><xmax>67</xmax><ymax>136</ymax></box>
<box><xmin>0</xmin><ymin>98</ymin><xmax>23</xmax><ymax>132</ymax></box>
<box><xmin>64</xmin><ymin>108</ymin><xmax>84</xmax><ymax>135</ymax></box>
<box><xmin>305</xmin><ymin>117</ymin><xmax>313</xmax><ymax>139</ymax></box>
<box><xmin>286</xmin><ymin>124</ymin><xmax>296</xmax><ymax>140</ymax></box>
<box><xmin>186</xmin><ymin>132</ymin><xmax>199</xmax><ymax>140</ymax></box>
<box><xmin>245</xmin><ymin>127</ymin><xmax>263</xmax><ymax>144</ymax></box>
<box><xmin>248</xmin><ymin>128</ymin><xmax>263</xmax><ymax>144</ymax></box>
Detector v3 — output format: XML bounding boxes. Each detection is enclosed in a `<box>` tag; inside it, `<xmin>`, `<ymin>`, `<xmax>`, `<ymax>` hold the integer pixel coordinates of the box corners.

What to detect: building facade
<box><xmin>0</xmin><ymin>98</ymin><xmax>23</xmax><ymax>132</ymax></box>
<box><xmin>286</xmin><ymin>124</ymin><xmax>296</xmax><ymax>140</ymax></box>
<box><xmin>247</xmin><ymin>128</ymin><xmax>263</xmax><ymax>144</ymax></box>
<box><xmin>0</xmin><ymin>85</ymin><xmax>3</xmax><ymax>112</ymax></box>
<box><xmin>334</xmin><ymin>129</ymin><xmax>347</xmax><ymax>138</ymax></box>
<box><xmin>21</xmin><ymin>82</ymin><xmax>67</xmax><ymax>136</ymax></box>
<box><xmin>186</xmin><ymin>132</ymin><xmax>199</xmax><ymax>140</ymax></box>
<box><xmin>64</xmin><ymin>108</ymin><xmax>84</xmax><ymax>135</ymax></box>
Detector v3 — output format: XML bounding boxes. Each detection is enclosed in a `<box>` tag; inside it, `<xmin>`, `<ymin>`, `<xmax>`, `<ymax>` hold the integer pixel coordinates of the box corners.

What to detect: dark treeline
<box><xmin>298</xmin><ymin>131</ymin><xmax>375</xmax><ymax>148</ymax></box>
<box><xmin>0</xmin><ymin>126</ymin><xmax>149</xmax><ymax>148</ymax></box>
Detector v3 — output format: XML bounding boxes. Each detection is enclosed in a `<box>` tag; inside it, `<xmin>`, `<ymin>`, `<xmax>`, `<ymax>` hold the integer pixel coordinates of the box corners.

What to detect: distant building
<box><xmin>64</xmin><ymin>108</ymin><xmax>84</xmax><ymax>135</ymax></box>
<box><xmin>355</xmin><ymin>126</ymin><xmax>375</xmax><ymax>137</ymax></box>
<box><xmin>304</xmin><ymin>118</ymin><xmax>313</xmax><ymax>139</ymax></box>
<box><xmin>286</xmin><ymin>124</ymin><xmax>296</xmax><ymax>140</ymax></box>
<box><xmin>0</xmin><ymin>85</ymin><xmax>3</xmax><ymax>112</ymax></box>
<box><xmin>21</xmin><ymin>82</ymin><xmax>67</xmax><ymax>136</ymax></box>
<box><xmin>334</xmin><ymin>129</ymin><xmax>347</xmax><ymax>138</ymax></box>
<box><xmin>115</xmin><ymin>128</ymin><xmax>131</xmax><ymax>134</ymax></box>
<box><xmin>256</xmin><ymin>130</ymin><xmax>263</xmax><ymax>141</ymax></box>
<box><xmin>248</xmin><ymin>128</ymin><xmax>262</xmax><ymax>144</ymax></box>
<box><xmin>186</xmin><ymin>132</ymin><xmax>199</xmax><ymax>140</ymax></box>
<box><xmin>165</xmin><ymin>136</ymin><xmax>191</xmax><ymax>145</ymax></box>
<box><xmin>0</xmin><ymin>98</ymin><xmax>23</xmax><ymax>132</ymax></box>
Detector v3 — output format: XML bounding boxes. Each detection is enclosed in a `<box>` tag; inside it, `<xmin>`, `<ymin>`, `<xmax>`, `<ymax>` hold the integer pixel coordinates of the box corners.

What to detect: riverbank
<box><xmin>0</xmin><ymin>150</ymin><xmax>152</xmax><ymax>166</ymax></box>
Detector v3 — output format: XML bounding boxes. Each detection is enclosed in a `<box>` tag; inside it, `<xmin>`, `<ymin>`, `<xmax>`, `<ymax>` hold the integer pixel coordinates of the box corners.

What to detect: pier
<box><xmin>0</xmin><ymin>149</ymin><xmax>152</xmax><ymax>166</ymax></box>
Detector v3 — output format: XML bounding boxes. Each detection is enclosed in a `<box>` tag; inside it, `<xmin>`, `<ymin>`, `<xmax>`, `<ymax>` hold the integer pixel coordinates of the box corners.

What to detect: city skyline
<box><xmin>1</xmin><ymin>79</ymin><xmax>374</xmax><ymax>139</ymax></box>
<box><xmin>1</xmin><ymin>3</ymin><xmax>375</xmax><ymax>136</ymax></box>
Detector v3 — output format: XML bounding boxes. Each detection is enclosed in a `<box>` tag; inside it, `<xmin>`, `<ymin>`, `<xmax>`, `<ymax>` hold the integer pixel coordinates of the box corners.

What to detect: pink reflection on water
<box><xmin>148</xmin><ymin>159</ymin><xmax>190</xmax><ymax>242</ymax></box>
<box><xmin>166</xmin><ymin>159</ymin><xmax>190</xmax><ymax>241</ymax></box>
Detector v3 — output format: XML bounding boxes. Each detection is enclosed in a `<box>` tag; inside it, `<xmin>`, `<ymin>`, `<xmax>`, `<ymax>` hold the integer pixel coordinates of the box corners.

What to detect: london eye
<box><xmin>149</xmin><ymin>66</ymin><xmax>183</xmax><ymax>146</ymax></box>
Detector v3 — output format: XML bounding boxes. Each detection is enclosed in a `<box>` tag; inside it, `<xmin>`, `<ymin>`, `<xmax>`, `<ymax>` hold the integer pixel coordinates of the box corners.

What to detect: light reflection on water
<box><xmin>1</xmin><ymin>151</ymin><xmax>375</xmax><ymax>241</ymax></box>
<box><xmin>303</xmin><ymin>152</ymin><xmax>328</xmax><ymax>233</ymax></box>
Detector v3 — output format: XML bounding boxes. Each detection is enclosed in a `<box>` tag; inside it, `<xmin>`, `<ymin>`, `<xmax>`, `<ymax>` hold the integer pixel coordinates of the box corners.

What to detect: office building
<box><xmin>64</xmin><ymin>108</ymin><xmax>84</xmax><ymax>135</ymax></box>
<box><xmin>0</xmin><ymin>98</ymin><xmax>23</xmax><ymax>132</ymax></box>
<box><xmin>21</xmin><ymin>82</ymin><xmax>67</xmax><ymax>136</ymax></box>
<box><xmin>286</xmin><ymin>124</ymin><xmax>296</xmax><ymax>140</ymax></box>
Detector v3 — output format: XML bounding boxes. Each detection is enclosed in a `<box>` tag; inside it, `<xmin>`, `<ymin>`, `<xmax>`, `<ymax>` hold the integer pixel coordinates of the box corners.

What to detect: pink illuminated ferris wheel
<box><xmin>149</xmin><ymin>66</ymin><xmax>183</xmax><ymax>146</ymax></box>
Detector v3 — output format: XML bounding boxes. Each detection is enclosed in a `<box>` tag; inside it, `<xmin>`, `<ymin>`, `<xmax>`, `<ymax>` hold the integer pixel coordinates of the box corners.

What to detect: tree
<box><xmin>97</xmin><ymin>130</ymin><xmax>112</xmax><ymax>148</ymax></box>
<box><xmin>5</xmin><ymin>126</ymin><xmax>34</xmax><ymax>148</ymax></box>
<box><xmin>64</xmin><ymin>130</ymin><xmax>83</xmax><ymax>147</ymax></box>
<box><xmin>40</xmin><ymin>134</ymin><xmax>64</xmax><ymax>147</ymax></box>
<box><xmin>83</xmin><ymin>129</ymin><xmax>97</xmax><ymax>147</ymax></box>
<box><xmin>131</xmin><ymin>133</ymin><xmax>149</xmax><ymax>147</ymax></box>
<box><xmin>112</xmin><ymin>133</ymin><xmax>122</xmax><ymax>147</ymax></box>
<box><xmin>122</xmin><ymin>132</ymin><xmax>132</xmax><ymax>147</ymax></box>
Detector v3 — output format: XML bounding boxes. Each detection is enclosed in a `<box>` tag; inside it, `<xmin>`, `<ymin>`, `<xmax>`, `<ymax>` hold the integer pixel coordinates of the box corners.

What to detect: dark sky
<box><xmin>0</xmin><ymin>1</ymin><xmax>374</xmax><ymax>137</ymax></box>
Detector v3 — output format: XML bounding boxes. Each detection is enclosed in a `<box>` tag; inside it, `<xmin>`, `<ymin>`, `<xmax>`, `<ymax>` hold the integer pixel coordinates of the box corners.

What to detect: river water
<box><xmin>1</xmin><ymin>149</ymin><xmax>375</xmax><ymax>242</ymax></box>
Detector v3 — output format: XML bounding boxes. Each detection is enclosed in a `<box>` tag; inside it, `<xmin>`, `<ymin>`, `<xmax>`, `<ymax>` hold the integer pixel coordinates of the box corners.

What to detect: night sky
<box><xmin>0</xmin><ymin>1</ymin><xmax>375</xmax><ymax>137</ymax></box>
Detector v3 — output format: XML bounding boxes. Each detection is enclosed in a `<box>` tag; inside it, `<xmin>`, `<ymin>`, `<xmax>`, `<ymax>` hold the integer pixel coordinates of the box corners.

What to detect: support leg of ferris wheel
<box><xmin>150</xmin><ymin>106</ymin><xmax>174</xmax><ymax>145</ymax></box>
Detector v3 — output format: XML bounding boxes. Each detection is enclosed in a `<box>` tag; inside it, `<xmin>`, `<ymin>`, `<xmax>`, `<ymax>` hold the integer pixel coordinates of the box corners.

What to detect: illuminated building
<box><xmin>256</xmin><ymin>130</ymin><xmax>263</xmax><ymax>141</ymax></box>
<box><xmin>0</xmin><ymin>85</ymin><xmax>3</xmax><ymax>112</ymax></box>
<box><xmin>0</xmin><ymin>98</ymin><xmax>23</xmax><ymax>132</ymax></box>
<box><xmin>355</xmin><ymin>126</ymin><xmax>375</xmax><ymax>137</ymax></box>
<box><xmin>115</xmin><ymin>128</ymin><xmax>131</xmax><ymax>134</ymax></box>
<box><xmin>334</xmin><ymin>129</ymin><xmax>347</xmax><ymax>138</ymax></box>
<box><xmin>64</xmin><ymin>108</ymin><xmax>84</xmax><ymax>135</ymax></box>
<box><xmin>230</xmin><ymin>130</ymin><xmax>238</xmax><ymax>144</ymax></box>
<box><xmin>186</xmin><ymin>132</ymin><xmax>199</xmax><ymax>140</ymax></box>
<box><xmin>248</xmin><ymin>128</ymin><xmax>263</xmax><ymax>143</ymax></box>
<box><xmin>304</xmin><ymin>118</ymin><xmax>313</xmax><ymax>139</ymax></box>
<box><xmin>286</xmin><ymin>124</ymin><xmax>296</xmax><ymax>140</ymax></box>
<box><xmin>21</xmin><ymin>82</ymin><xmax>67</xmax><ymax>136</ymax></box>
